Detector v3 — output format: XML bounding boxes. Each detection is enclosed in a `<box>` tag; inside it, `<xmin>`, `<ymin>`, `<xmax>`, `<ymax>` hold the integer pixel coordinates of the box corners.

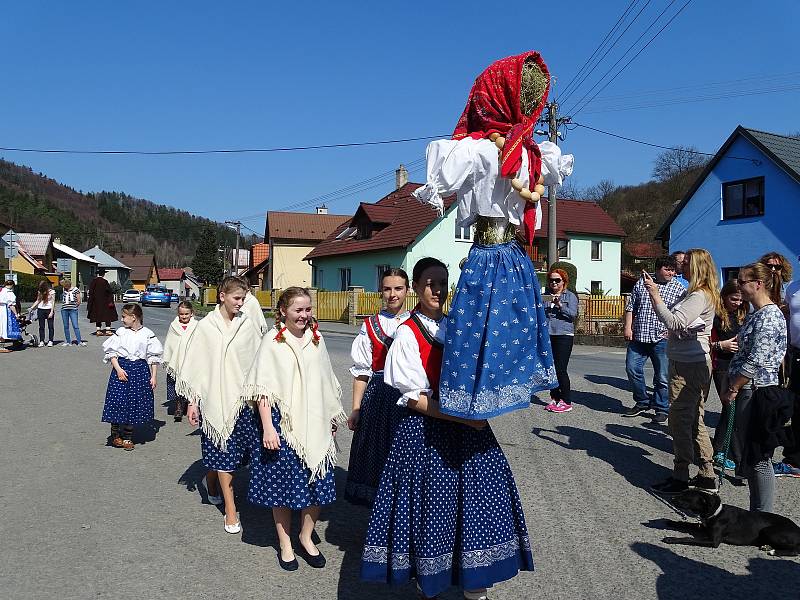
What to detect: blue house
<box><xmin>656</xmin><ymin>126</ymin><xmax>800</xmax><ymax>281</ymax></box>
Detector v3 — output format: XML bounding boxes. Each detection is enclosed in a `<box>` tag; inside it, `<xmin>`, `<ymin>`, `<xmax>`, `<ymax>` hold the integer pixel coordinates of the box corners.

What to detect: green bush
<box><xmin>11</xmin><ymin>272</ymin><xmax>51</xmax><ymax>302</ymax></box>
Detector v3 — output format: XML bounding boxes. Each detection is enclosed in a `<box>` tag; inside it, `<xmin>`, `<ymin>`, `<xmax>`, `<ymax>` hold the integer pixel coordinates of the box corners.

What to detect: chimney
<box><xmin>396</xmin><ymin>164</ymin><xmax>409</xmax><ymax>190</ymax></box>
<box><xmin>316</xmin><ymin>204</ymin><xmax>328</xmax><ymax>215</ymax></box>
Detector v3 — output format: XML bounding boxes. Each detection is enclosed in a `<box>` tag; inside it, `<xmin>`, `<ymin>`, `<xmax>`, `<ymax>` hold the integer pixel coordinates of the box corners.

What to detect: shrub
<box><xmin>10</xmin><ymin>272</ymin><xmax>50</xmax><ymax>302</ymax></box>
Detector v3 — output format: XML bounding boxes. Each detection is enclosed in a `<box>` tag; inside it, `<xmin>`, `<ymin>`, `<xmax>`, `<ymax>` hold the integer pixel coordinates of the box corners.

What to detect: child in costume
<box><xmin>0</xmin><ymin>279</ymin><xmax>22</xmax><ymax>352</ymax></box>
<box><xmin>182</xmin><ymin>276</ymin><xmax>261</xmax><ymax>534</ymax></box>
<box><xmin>243</xmin><ymin>287</ymin><xmax>345</xmax><ymax>571</ymax></box>
<box><xmin>361</xmin><ymin>258</ymin><xmax>533</xmax><ymax>600</ymax></box>
<box><xmin>413</xmin><ymin>51</ymin><xmax>574</xmax><ymax>420</ymax></box>
<box><xmin>101</xmin><ymin>303</ymin><xmax>163</xmax><ymax>451</ymax></box>
<box><xmin>345</xmin><ymin>268</ymin><xmax>411</xmax><ymax>506</ymax></box>
<box><xmin>162</xmin><ymin>301</ymin><xmax>197</xmax><ymax>422</ymax></box>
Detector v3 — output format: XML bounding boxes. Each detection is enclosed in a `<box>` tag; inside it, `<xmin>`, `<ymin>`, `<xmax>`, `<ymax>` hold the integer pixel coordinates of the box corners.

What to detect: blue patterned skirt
<box><xmin>101</xmin><ymin>358</ymin><xmax>154</xmax><ymax>425</ymax></box>
<box><xmin>361</xmin><ymin>411</ymin><xmax>534</xmax><ymax>597</ymax></box>
<box><xmin>201</xmin><ymin>407</ymin><xmax>257</xmax><ymax>472</ymax></box>
<box><xmin>4</xmin><ymin>308</ymin><xmax>21</xmax><ymax>340</ymax></box>
<box><xmin>440</xmin><ymin>241</ymin><xmax>557</xmax><ymax>420</ymax></box>
<box><xmin>345</xmin><ymin>372</ymin><xmax>405</xmax><ymax>506</ymax></box>
<box><xmin>248</xmin><ymin>407</ymin><xmax>336</xmax><ymax>510</ymax></box>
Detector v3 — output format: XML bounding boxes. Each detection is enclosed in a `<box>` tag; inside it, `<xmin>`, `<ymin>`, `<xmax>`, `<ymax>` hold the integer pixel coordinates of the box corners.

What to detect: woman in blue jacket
<box><xmin>544</xmin><ymin>268</ymin><xmax>579</xmax><ymax>413</ymax></box>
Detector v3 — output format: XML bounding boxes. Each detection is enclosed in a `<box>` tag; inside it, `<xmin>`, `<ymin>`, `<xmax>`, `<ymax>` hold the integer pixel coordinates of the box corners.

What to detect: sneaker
<box><xmin>60</xmin><ymin>342</ymin><xmax>71</xmax><ymax>347</ymax></box>
<box><xmin>38</xmin><ymin>341</ymin><xmax>45</xmax><ymax>347</ymax></box>
<box><xmin>773</xmin><ymin>462</ymin><xmax>800</xmax><ymax>478</ymax></box>
<box><xmin>46</xmin><ymin>341</ymin><xmax>53</xmax><ymax>347</ymax></box>
<box><xmin>550</xmin><ymin>400</ymin><xmax>573</xmax><ymax>413</ymax></box>
<box><xmin>622</xmin><ymin>405</ymin><xmax>648</xmax><ymax>417</ymax></box>
<box><xmin>544</xmin><ymin>400</ymin><xmax>557</xmax><ymax>411</ymax></box>
<box><xmin>651</xmin><ymin>477</ymin><xmax>689</xmax><ymax>496</ymax></box>
<box><xmin>688</xmin><ymin>475</ymin><xmax>719</xmax><ymax>493</ymax></box>
<box><xmin>652</xmin><ymin>413</ymin><xmax>668</xmax><ymax>424</ymax></box>
<box><xmin>79</xmin><ymin>341</ymin><xmax>87</xmax><ymax>346</ymax></box>
<box><xmin>713</xmin><ymin>452</ymin><xmax>736</xmax><ymax>471</ymax></box>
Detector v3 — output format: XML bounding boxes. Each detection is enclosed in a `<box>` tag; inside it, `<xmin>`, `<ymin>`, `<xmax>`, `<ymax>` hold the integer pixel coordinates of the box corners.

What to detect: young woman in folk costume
<box><xmin>361</xmin><ymin>258</ymin><xmax>533</xmax><ymax>600</ymax></box>
<box><xmin>162</xmin><ymin>301</ymin><xmax>197</xmax><ymax>422</ymax></box>
<box><xmin>413</xmin><ymin>51</ymin><xmax>574</xmax><ymax>420</ymax></box>
<box><xmin>243</xmin><ymin>287</ymin><xmax>345</xmax><ymax>571</ymax></box>
<box><xmin>344</xmin><ymin>268</ymin><xmax>411</xmax><ymax>506</ymax></box>
<box><xmin>181</xmin><ymin>276</ymin><xmax>262</xmax><ymax>534</ymax></box>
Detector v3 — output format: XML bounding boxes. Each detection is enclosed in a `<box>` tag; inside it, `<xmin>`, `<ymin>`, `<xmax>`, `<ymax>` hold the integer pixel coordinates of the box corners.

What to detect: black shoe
<box><xmin>688</xmin><ymin>475</ymin><xmax>719</xmax><ymax>493</ymax></box>
<box><xmin>622</xmin><ymin>405</ymin><xmax>649</xmax><ymax>417</ymax></box>
<box><xmin>174</xmin><ymin>415</ymin><xmax>183</xmax><ymax>422</ymax></box>
<box><xmin>299</xmin><ymin>546</ymin><xmax>326</xmax><ymax>568</ymax></box>
<box><xmin>652</xmin><ymin>412</ymin><xmax>668</xmax><ymax>424</ymax></box>
<box><xmin>277</xmin><ymin>553</ymin><xmax>299</xmax><ymax>571</ymax></box>
<box><xmin>650</xmin><ymin>477</ymin><xmax>689</xmax><ymax>496</ymax></box>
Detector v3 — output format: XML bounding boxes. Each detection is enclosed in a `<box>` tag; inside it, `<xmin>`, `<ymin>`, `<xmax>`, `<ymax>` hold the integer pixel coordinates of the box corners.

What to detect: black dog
<box><xmin>661</xmin><ymin>489</ymin><xmax>800</xmax><ymax>556</ymax></box>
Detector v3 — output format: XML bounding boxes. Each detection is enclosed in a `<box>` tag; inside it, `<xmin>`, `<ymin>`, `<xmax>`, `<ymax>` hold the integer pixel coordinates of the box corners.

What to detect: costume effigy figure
<box><xmin>414</xmin><ymin>50</ymin><xmax>574</xmax><ymax>420</ymax></box>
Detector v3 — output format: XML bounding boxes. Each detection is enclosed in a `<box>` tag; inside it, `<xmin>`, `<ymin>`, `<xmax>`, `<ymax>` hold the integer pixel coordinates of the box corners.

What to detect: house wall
<box><xmin>271</xmin><ymin>244</ymin><xmax>316</xmax><ymax>288</ymax></box>
<box><xmin>102</xmin><ymin>268</ymin><xmax>131</xmax><ymax>287</ymax></box>
<box><xmin>310</xmin><ymin>249</ymin><xmax>405</xmax><ymax>290</ymax></box>
<box><xmin>559</xmin><ymin>235</ymin><xmax>622</xmax><ymax>295</ymax></box>
<box><xmin>405</xmin><ymin>205</ymin><xmax>472</xmax><ymax>282</ymax></box>
<box><xmin>10</xmin><ymin>255</ymin><xmax>36</xmax><ymax>274</ymax></box>
<box><xmin>669</xmin><ymin>135</ymin><xmax>800</xmax><ymax>279</ymax></box>
<box><xmin>160</xmin><ymin>278</ymin><xmax>182</xmax><ymax>294</ymax></box>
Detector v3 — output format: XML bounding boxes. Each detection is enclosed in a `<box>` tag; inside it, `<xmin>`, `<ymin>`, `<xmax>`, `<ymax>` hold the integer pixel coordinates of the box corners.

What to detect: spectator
<box><xmin>60</xmin><ymin>278</ymin><xmax>85</xmax><ymax>347</ymax></box>
<box><xmin>645</xmin><ymin>248</ymin><xmax>722</xmax><ymax>495</ymax></box>
<box><xmin>758</xmin><ymin>251</ymin><xmax>792</xmax><ymax>307</ymax></box>
<box><xmin>30</xmin><ymin>279</ymin><xmax>56</xmax><ymax>347</ymax></box>
<box><xmin>87</xmin><ymin>269</ymin><xmax>118</xmax><ymax>336</ymax></box>
<box><xmin>544</xmin><ymin>268</ymin><xmax>579</xmax><ymax>413</ymax></box>
<box><xmin>710</xmin><ymin>280</ymin><xmax>746</xmax><ymax>474</ymax></box>
<box><xmin>622</xmin><ymin>255</ymin><xmax>686</xmax><ymax>424</ymax></box>
<box><xmin>721</xmin><ymin>262</ymin><xmax>790</xmax><ymax>509</ymax></box>
<box><xmin>671</xmin><ymin>251</ymin><xmax>688</xmax><ymax>288</ymax></box>
<box><xmin>776</xmin><ymin>267</ymin><xmax>800</xmax><ymax>477</ymax></box>
<box><xmin>0</xmin><ymin>279</ymin><xmax>22</xmax><ymax>352</ymax></box>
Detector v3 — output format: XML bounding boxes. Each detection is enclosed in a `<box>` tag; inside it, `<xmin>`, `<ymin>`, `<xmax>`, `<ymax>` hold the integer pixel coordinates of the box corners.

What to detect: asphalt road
<box><xmin>1</xmin><ymin>305</ymin><xmax>798</xmax><ymax>599</ymax></box>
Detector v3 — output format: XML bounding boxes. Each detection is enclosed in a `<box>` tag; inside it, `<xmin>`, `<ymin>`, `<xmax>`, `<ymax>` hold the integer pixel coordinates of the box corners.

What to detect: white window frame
<box><xmin>454</xmin><ymin>221</ymin><xmax>473</xmax><ymax>242</ymax></box>
<box><xmin>591</xmin><ymin>240</ymin><xmax>602</xmax><ymax>261</ymax></box>
<box><xmin>339</xmin><ymin>268</ymin><xmax>351</xmax><ymax>291</ymax></box>
<box><xmin>557</xmin><ymin>239</ymin><xmax>570</xmax><ymax>259</ymax></box>
<box><xmin>590</xmin><ymin>280</ymin><xmax>603</xmax><ymax>295</ymax></box>
<box><xmin>375</xmin><ymin>264</ymin><xmax>391</xmax><ymax>291</ymax></box>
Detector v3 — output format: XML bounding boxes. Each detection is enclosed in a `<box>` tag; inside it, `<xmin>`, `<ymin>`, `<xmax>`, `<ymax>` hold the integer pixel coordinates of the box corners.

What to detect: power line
<box><xmin>0</xmin><ymin>134</ymin><xmax>446</xmax><ymax>156</ymax></box>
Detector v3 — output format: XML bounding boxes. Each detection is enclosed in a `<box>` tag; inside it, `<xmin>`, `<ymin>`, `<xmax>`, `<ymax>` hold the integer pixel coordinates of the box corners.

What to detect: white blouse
<box><xmin>350</xmin><ymin>310</ymin><xmax>411</xmax><ymax>377</ymax></box>
<box><xmin>0</xmin><ymin>287</ymin><xmax>15</xmax><ymax>306</ymax></box>
<box><xmin>413</xmin><ymin>137</ymin><xmax>574</xmax><ymax>230</ymax></box>
<box><xmin>103</xmin><ymin>326</ymin><xmax>164</xmax><ymax>365</ymax></box>
<box><xmin>383</xmin><ymin>313</ymin><xmax>446</xmax><ymax>406</ymax></box>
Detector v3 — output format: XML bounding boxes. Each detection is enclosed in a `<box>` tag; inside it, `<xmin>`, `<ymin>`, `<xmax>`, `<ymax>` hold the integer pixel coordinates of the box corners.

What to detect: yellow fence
<box><xmin>254</xmin><ymin>290</ymin><xmax>272</xmax><ymax>309</ymax></box>
<box><xmin>584</xmin><ymin>295</ymin><xmax>626</xmax><ymax>320</ymax></box>
<box><xmin>315</xmin><ymin>291</ymin><xmax>349</xmax><ymax>322</ymax></box>
<box><xmin>356</xmin><ymin>291</ymin><xmax>450</xmax><ymax>316</ymax></box>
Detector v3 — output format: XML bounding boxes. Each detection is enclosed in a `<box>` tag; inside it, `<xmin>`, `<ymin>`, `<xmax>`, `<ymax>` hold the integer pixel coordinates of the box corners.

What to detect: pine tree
<box><xmin>192</xmin><ymin>226</ymin><xmax>223</xmax><ymax>284</ymax></box>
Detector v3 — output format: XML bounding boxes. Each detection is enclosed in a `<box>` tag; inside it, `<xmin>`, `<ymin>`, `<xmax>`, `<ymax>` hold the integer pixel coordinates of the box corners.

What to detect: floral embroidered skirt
<box><xmin>361</xmin><ymin>411</ymin><xmax>534</xmax><ymax>597</ymax></box>
<box><xmin>440</xmin><ymin>240</ymin><xmax>557</xmax><ymax>420</ymax></box>
<box><xmin>101</xmin><ymin>358</ymin><xmax>154</xmax><ymax>425</ymax></box>
<box><xmin>345</xmin><ymin>373</ymin><xmax>405</xmax><ymax>507</ymax></box>
<box><xmin>201</xmin><ymin>407</ymin><xmax>257</xmax><ymax>472</ymax></box>
<box><xmin>248</xmin><ymin>407</ymin><xmax>336</xmax><ymax>510</ymax></box>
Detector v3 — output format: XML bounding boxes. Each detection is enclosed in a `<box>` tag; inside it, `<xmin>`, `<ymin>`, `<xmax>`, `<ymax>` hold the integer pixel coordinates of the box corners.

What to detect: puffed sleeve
<box><xmin>102</xmin><ymin>330</ymin><xmax>124</xmax><ymax>363</ymax></box>
<box><xmin>412</xmin><ymin>139</ymin><xmax>475</xmax><ymax>215</ymax></box>
<box><xmin>146</xmin><ymin>332</ymin><xmax>164</xmax><ymax>365</ymax></box>
<box><xmin>383</xmin><ymin>326</ymin><xmax>431</xmax><ymax>406</ymax></box>
<box><xmin>539</xmin><ymin>141</ymin><xmax>574</xmax><ymax>186</ymax></box>
<box><xmin>350</xmin><ymin>322</ymin><xmax>373</xmax><ymax>378</ymax></box>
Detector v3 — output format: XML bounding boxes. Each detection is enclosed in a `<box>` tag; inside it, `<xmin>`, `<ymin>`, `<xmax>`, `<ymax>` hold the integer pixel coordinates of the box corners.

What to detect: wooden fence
<box><xmin>582</xmin><ymin>295</ymin><xmax>627</xmax><ymax>334</ymax></box>
<box><xmin>356</xmin><ymin>291</ymin><xmax>452</xmax><ymax>317</ymax></box>
<box><xmin>315</xmin><ymin>291</ymin><xmax>349</xmax><ymax>322</ymax></box>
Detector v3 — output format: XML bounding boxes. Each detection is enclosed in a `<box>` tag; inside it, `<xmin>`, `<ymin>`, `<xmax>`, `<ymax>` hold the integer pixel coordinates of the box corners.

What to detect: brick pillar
<box><xmin>348</xmin><ymin>286</ymin><xmax>364</xmax><ymax>326</ymax></box>
<box><xmin>307</xmin><ymin>287</ymin><xmax>318</xmax><ymax>317</ymax></box>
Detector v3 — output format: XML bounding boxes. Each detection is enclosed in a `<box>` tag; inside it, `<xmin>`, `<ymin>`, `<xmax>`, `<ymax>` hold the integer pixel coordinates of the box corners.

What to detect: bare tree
<box><xmin>557</xmin><ymin>178</ymin><xmax>582</xmax><ymax>199</ymax></box>
<box><xmin>652</xmin><ymin>146</ymin><xmax>708</xmax><ymax>182</ymax></box>
<box><xmin>584</xmin><ymin>179</ymin><xmax>617</xmax><ymax>203</ymax></box>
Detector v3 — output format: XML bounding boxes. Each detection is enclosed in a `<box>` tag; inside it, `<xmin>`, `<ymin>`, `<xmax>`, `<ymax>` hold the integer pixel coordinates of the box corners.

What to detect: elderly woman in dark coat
<box><xmin>87</xmin><ymin>270</ymin><xmax>118</xmax><ymax>336</ymax></box>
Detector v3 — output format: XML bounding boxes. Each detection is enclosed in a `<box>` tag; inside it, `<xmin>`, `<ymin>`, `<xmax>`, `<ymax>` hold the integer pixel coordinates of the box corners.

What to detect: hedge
<box><xmin>10</xmin><ymin>272</ymin><xmax>53</xmax><ymax>302</ymax></box>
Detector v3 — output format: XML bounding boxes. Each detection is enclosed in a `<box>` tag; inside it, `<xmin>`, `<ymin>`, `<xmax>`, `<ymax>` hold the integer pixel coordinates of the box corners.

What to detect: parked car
<box><xmin>122</xmin><ymin>289</ymin><xmax>142</xmax><ymax>303</ymax></box>
<box><xmin>141</xmin><ymin>286</ymin><xmax>172</xmax><ymax>307</ymax></box>
<box><xmin>170</xmin><ymin>291</ymin><xmax>179</xmax><ymax>303</ymax></box>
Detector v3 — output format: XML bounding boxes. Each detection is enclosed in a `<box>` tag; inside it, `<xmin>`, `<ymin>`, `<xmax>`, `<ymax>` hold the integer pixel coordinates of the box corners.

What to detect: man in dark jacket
<box><xmin>87</xmin><ymin>270</ymin><xmax>118</xmax><ymax>336</ymax></box>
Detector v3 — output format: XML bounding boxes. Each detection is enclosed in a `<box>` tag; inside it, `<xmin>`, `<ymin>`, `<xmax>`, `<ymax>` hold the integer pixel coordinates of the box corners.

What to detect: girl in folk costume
<box><xmin>0</xmin><ymin>280</ymin><xmax>22</xmax><ymax>352</ymax></box>
<box><xmin>181</xmin><ymin>276</ymin><xmax>261</xmax><ymax>533</ymax></box>
<box><xmin>162</xmin><ymin>301</ymin><xmax>197</xmax><ymax>422</ymax></box>
<box><xmin>101</xmin><ymin>303</ymin><xmax>163</xmax><ymax>451</ymax></box>
<box><xmin>240</xmin><ymin>283</ymin><xmax>269</xmax><ymax>336</ymax></box>
<box><xmin>243</xmin><ymin>287</ymin><xmax>346</xmax><ymax>571</ymax></box>
<box><xmin>345</xmin><ymin>268</ymin><xmax>411</xmax><ymax>506</ymax></box>
<box><xmin>361</xmin><ymin>258</ymin><xmax>533</xmax><ymax>600</ymax></box>
<box><xmin>413</xmin><ymin>51</ymin><xmax>574</xmax><ymax>420</ymax></box>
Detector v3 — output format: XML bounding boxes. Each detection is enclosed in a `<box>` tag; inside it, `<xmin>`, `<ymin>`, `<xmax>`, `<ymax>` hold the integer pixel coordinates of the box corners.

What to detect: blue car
<box><xmin>170</xmin><ymin>292</ymin><xmax>179</xmax><ymax>303</ymax></box>
<box><xmin>141</xmin><ymin>286</ymin><xmax>172</xmax><ymax>307</ymax></box>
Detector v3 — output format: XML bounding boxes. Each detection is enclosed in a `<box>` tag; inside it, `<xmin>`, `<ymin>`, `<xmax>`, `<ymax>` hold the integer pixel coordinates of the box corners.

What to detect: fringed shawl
<box><xmin>242</xmin><ymin>327</ymin><xmax>345</xmax><ymax>483</ymax></box>
<box><xmin>175</xmin><ymin>305</ymin><xmax>261</xmax><ymax>451</ymax></box>
<box><xmin>162</xmin><ymin>316</ymin><xmax>198</xmax><ymax>380</ymax></box>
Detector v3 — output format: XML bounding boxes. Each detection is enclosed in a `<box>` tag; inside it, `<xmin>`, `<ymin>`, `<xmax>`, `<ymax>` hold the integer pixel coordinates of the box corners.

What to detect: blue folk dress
<box><xmin>101</xmin><ymin>326</ymin><xmax>163</xmax><ymax>425</ymax></box>
<box><xmin>345</xmin><ymin>310</ymin><xmax>409</xmax><ymax>506</ymax></box>
<box><xmin>412</xmin><ymin>137</ymin><xmax>569</xmax><ymax>420</ymax></box>
<box><xmin>361</xmin><ymin>312</ymin><xmax>534</xmax><ymax>598</ymax></box>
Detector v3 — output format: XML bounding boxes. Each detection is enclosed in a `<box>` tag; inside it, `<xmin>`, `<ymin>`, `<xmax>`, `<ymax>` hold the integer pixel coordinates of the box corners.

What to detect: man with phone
<box><xmin>622</xmin><ymin>255</ymin><xmax>686</xmax><ymax>423</ymax></box>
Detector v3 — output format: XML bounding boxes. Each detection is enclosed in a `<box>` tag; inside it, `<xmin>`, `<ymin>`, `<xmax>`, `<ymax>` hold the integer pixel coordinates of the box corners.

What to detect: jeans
<box><xmin>625</xmin><ymin>339</ymin><xmax>669</xmax><ymax>414</ymax></box>
<box><xmin>668</xmin><ymin>359</ymin><xmax>714</xmax><ymax>481</ymax></box>
<box><xmin>37</xmin><ymin>308</ymin><xmax>54</xmax><ymax>342</ymax></box>
<box><xmin>61</xmin><ymin>308</ymin><xmax>82</xmax><ymax>343</ymax></box>
<box><xmin>550</xmin><ymin>335</ymin><xmax>574</xmax><ymax>402</ymax></box>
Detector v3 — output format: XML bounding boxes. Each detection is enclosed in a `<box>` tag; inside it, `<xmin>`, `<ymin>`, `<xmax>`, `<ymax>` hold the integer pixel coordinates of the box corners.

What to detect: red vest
<box><xmin>365</xmin><ymin>313</ymin><xmax>392</xmax><ymax>372</ymax></box>
<box><xmin>402</xmin><ymin>312</ymin><xmax>444</xmax><ymax>394</ymax></box>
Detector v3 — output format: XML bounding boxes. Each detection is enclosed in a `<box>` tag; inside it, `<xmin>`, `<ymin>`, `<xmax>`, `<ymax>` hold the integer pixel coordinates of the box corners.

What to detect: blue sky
<box><xmin>2</xmin><ymin>1</ymin><xmax>799</xmax><ymax>235</ymax></box>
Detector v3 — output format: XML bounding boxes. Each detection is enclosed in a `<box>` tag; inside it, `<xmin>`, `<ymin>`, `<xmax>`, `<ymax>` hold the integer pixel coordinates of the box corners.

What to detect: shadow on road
<box><xmin>569</xmin><ymin>389</ymin><xmax>626</xmax><ymax>414</ymax></box>
<box><xmin>607</xmin><ymin>423</ymin><xmax>673</xmax><ymax>454</ymax></box>
<box><xmin>584</xmin><ymin>374</ymin><xmax>633</xmax><ymax>392</ymax></box>
<box><xmin>630</xmin><ymin>541</ymin><xmax>800</xmax><ymax>600</ymax></box>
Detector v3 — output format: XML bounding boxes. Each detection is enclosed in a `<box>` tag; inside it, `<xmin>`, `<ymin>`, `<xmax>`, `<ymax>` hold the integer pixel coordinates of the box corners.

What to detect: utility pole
<box><xmin>225</xmin><ymin>220</ymin><xmax>242</xmax><ymax>276</ymax></box>
<box><xmin>541</xmin><ymin>101</ymin><xmax>571</xmax><ymax>268</ymax></box>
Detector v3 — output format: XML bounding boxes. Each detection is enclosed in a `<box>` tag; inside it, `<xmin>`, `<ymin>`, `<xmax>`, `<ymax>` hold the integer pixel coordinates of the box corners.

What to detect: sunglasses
<box><xmin>548</xmin><ymin>278</ymin><xmax>562</xmax><ymax>283</ymax></box>
<box><xmin>736</xmin><ymin>278</ymin><xmax>760</xmax><ymax>286</ymax></box>
<box><xmin>767</xmin><ymin>264</ymin><xmax>783</xmax><ymax>270</ymax></box>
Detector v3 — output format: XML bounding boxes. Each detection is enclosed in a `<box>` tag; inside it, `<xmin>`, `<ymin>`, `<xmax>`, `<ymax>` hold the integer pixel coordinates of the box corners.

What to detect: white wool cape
<box><xmin>162</xmin><ymin>316</ymin><xmax>198</xmax><ymax>380</ymax></box>
<box><xmin>241</xmin><ymin>292</ymin><xmax>268</xmax><ymax>336</ymax></box>
<box><xmin>175</xmin><ymin>306</ymin><xmax>260</xmax><ymax>451</ymax></box>
<box><xmin>242</xmin><ymin>328</ymin><xmax>345</xmax><ymax>483</ymax></box>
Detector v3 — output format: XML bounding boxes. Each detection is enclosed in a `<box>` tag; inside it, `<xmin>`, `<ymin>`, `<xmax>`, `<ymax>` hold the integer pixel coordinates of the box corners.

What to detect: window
<box><xmin>591</xmin><ymin>240</ymin><xmax>602</xmax><ymax>261</ymax></box>
<box><xmin>339</xmin><ymin>268</ymin><xmax>351</xmax><ymax>291</ymax></box>
<box><xmin>375</xmin><ymin>264</ymin><xmax>391</xmax><ymax>291</ymax></box>
<box><xmin>312</xmin><ymin>266</ymin><xmax>323</xmax><ymax>288</ymax></box>
<box><xmin>557</xmin><ymin>239</ymin><xmax>570</xmax><ymax>259</ymax></box>
<box><xmin>454</xmin><ymin>221</ymin><xmax>473</xmax><ymax>242</ymax></box>
<box><xmin>591</xmin><ymin>281</ymin><xmax>603</xmax><ymax>295</ymax></box>
<box><xmin>722</xmin><ymin>176</ymin><xmax>764</xmax><ymax>220</ymax></box>
<box><xmin>721</xmin><ymin>267</ymin><xmax>740</xmax><ymax>282</ymax></box>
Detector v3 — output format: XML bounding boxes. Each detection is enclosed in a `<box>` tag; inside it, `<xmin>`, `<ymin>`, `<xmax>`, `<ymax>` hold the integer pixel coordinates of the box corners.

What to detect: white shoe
<box><xmin>223</xmin><ymin>516</ymin><xmax>241</xmax><ymax>534</ymax></box>
<box><xmin>60</xmin><ymin>342</ymin><xmax>70</xmax><ymax>347</ymax></box>
<box><xmin>79</xmin><ymin>341</ymin><xmax>87</xmax><ymax>346</ymax></box>
<box><xmin>202</xmin><ymin>476</ymin><xmax>223</xmax><ymax>505</ymax></box>
<box><xmin>46</xmin><ymin>341</ymin><xmax>53</xmax><ymax>347</ymax></box>
<box><xmin>38</xmin><ymin>341</ymin><xmax>45</xmax><ymax>347</ymax></box>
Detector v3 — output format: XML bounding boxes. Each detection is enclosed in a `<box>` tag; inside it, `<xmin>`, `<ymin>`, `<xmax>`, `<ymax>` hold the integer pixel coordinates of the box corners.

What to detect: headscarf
<box><xmin>452</xmin><ymin>51</ymin><xmax>550</xmax><ymax>243</ymax></box>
